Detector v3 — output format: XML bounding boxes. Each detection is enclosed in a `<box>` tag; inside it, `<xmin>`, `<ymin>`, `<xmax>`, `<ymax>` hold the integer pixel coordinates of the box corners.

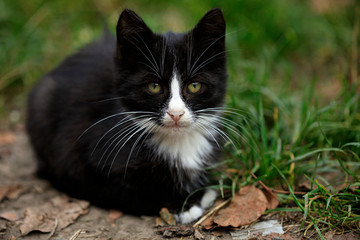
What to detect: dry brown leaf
<box><xmin>0</xmin><ymin>131</ymin><xmax>15</xmax><ymax>145</ymax></box>
<box><xmin>262</xmin><ymin>186</ymin><xmax>279</xmax><ymax>210</ymax></box>
<box><xmin>0</xmin><ymin>210</ymin><xmax>22</xmax><ymax>221</ymax></box>
<box><xmin>202</xmin><ymin>185</ymin><xmax>268</xmax><ymax>228</ymax></box>
<box><xmin>19</xmin><ymin>195</ymin><xmax>89</xmax><ymax>236</ymax></box>
<box><xmin>194</xmin><ymin>229</ymin><xmax>205</xmax><ymax>240</ymax></box>
<box><xmin>155</xmin><ymin>217</ymin><xmax>166</xmax><ymax>227</ymax></box>
<box><xmin>199</xmin><ymin>200</ymin><xmax>229</xmax><ymax>229</ymax></box>
<box><xmin>200</xmin><ymin>215</ymin><xmax>214</xmax><ymax>230</ymax></box>
<box><xmin>0</xmin><ymin>220</ymin><xmax>6</xmax><ymax>232</ymax></box>
<box><xmin>107</xmin><ymin>209</ymin><xmax>122</xmax><ymax>223</ymax></box>
<box><xmin>250</xmin><ymin>172</ymin><xmax>279</xmax><ymax>210</ymax></box>
<box><xmin>159</xmin><ymin>208</ymin><xmax>176</xmax><ymax>225</ymax></box>
<box><xmin>0</xmin><ymin>186</ymin><xmax>9</xmax><ymax>201</ymax></box>
<box><xmin>213</xmin><ymin>185</ymin><xmax>267</xmax><ymax>227</ymax></box>
<box><xmin>0</xmin><ymin>184</ymin><xmax>24</xmax><ymax>202</ymax></box>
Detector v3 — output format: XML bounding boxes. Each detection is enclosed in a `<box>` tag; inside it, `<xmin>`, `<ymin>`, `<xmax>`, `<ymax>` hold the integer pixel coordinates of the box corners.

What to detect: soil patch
<box><xmin>0</xmin><ymin>130</ymin><xmax>233</xmax><ymax>239</ymax></box>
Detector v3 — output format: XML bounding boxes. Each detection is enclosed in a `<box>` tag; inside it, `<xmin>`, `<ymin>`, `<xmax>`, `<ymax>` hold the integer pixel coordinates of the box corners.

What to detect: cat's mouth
<box><xmin>164</xmin><ymin>123</ymin><xmax>188</xmax><ymax>129</ymax></box>
<box><xmin>162</xmin><ymin>121</ymin><xmax>192</xmax><ymax>130</ymax></box>
<box><xmin>160</xmin><ymin>109</ymin><xmax>194</xmax><ymax>130</ymax></box>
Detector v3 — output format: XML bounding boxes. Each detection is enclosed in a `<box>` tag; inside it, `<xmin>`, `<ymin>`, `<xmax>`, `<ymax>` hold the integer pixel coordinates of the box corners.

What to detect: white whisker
<box><xmin>91</xmin><ymin>114</ymin><xmax>153</xmax><ymax>157</ymax></box>
<box><xmin>124</xmin><ymin>120</ymin><xmax>156</xmax><ymax>177</ymax></box>
<box><xmin>98</xmin><ymin>123</ymin><xmax>140</xmax><ymax>170</ymax></box>
<box><xmin>194</xmin><ymin>121</ymin><xmax>221</xmax><ymax>149</ymax></box>
<box><xmin>139</xmin><ymin>62</ymin><xmax>161</xmax><ymax>78</ymax></box>
<box><xmin>93</xmin><ymin>96</ymin><xmax>125</xmax><ymax>103</ymax></box>
<box><xmin>137</xmin><ymin>34</ymin><xmax>160</xmax><ymax>72</ymax></box>
<box><xmin>161</xmin><ymin>37</ymin><xmax>166</xmax><ymax>76</ymax></box>
<box><xmin>190</xmin><ymin>49</ymin><xmax>237</xmax><ymax>77</ymax></box>
<box><xmin>189</xmin><ymin>34</ymin><xmax>225</xmax><ymax>74</ymax></box>
<box><xmin>76</xmin><ymin>111</ymin><xmax>155</xmax><ymax>142</ymax></box>
<box><xmin>108</xmin><ymin>118</ymin><xmax>154</xmax><ymax>176</ymax></box>
<box><xmin>195</xmin><ymin>107</ymin><xmax>250</xmax><ymax>120</ymax></box>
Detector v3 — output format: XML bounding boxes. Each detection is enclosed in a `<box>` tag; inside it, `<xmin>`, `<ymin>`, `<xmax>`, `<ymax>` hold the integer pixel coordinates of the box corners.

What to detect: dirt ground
<box><xmin>0</xmin><ymin>129</ymin><xmax>235</xmax><ymax>240</ymax></box>
<box><xmin>2</xmin><ymin>129</ymin><xmax>359</xmax><ymax>240</ymax></box>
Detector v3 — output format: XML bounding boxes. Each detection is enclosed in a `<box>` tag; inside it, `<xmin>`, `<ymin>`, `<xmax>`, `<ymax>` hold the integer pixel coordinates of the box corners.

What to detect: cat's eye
<box><xmin>187</xmin><ymin>82</ymin><xmax>202</xmax><ymax>94</ymax></box>
<box><xmin>148</xmin><ymin>82</ymin><xmax>162</xmax><ymax>94</ymax></box>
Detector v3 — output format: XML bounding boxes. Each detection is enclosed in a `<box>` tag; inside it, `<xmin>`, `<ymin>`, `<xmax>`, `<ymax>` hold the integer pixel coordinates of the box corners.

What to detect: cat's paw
<box><xmin>200</xmin><ymin>188</ymin><xmax>217</xmax><ymax>209</ymax></box>
<box><xmin>175</xmin><ymin>189</ymin><xmax>217</xmax><ymax>224</ymax></box>
<box><xmin>175</xmin><ymin>205</ymin><xmax>204</xmax><ymax>224</ymax></box>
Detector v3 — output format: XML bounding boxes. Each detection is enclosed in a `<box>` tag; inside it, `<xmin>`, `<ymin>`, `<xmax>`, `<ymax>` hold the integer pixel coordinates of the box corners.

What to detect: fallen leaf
<box><xmin>0</xmin><ymin>210</ymin><xmax>22</xmax><ymax>221</ymax></box>
<box><xmin>156</xmin><ymin>225</ymin><xmax>194</xmax><ymax>238</ymax></box>
<box><xmin>159</xmin><ymin>208</ymin><xmax>176</xmax><ymax>225</ymax></box>
<box><xmin>202</xmin><ymin>185</ymin><xmax>268</xmax><ymax>228</ymax></box>
<box><xmin>250</xmin><ymin>172</ymin><xmax>279</xmax><ymax>210</ymax></box>
<box><xmin>0</xmin><ymin>184</ymin><xmax>24</xmax><ymax>202</ymax></box>
<box><xmin>198</xmin><ymin>199</ymin><xmax>230</xmax><ymax>229</ymax></box>
<box><xmin>200</xmin><ymin>216</ymin><xmax>214</xmax><ymax>230</ymax></box>
<box><xmin>212</xmin><ymin>230</ymin><xmax>224</xmax><ymax>237</ymax></box>
<box><xmin>155</xmin><ymin>217</ymin><xmax>166</xmax><ymax>227</ymax></box>
<box><xmin>19</xmin><ymin>195</ymin><xmax>89</xmax><ymax>236</ymax></box>
<box><xmin>107</xmin><ymin>209</ymin><xmax>122</xmax><ymax>223</ymax></box>
<box><xmin>0</xmin><ymin>132</ymin><xmax>15</xmax><ymax>145</ymax></box>
<box><xmin>262</xmin><ymin>187</ymin><xmax>279</xmax><ymax>210</ymax></box>
<box><xmin>194</xmin><ymin>229</ymin><xmax>205</xmax><ymax>240</ymax></box>
<box><xmin>199</xmin><ymin>201</ymin><xmax>226</xmax><ymax>230</ymax></box>
<box><xmin>0</xmin><ymin>219</ymin><xmax>6</xmax><ymax>232</ymax></box>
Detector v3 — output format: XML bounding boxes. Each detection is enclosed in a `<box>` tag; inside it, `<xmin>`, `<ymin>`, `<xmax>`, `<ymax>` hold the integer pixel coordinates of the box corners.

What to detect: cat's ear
<box><xmin>116</xmin><ymin>9</ymin><xmax>153</xmax><ymax>50</ymax></box>
<box><xmin>191</xmin><ymin>8</ymin><xmax>226</xmax><ymax>51</ymax></box>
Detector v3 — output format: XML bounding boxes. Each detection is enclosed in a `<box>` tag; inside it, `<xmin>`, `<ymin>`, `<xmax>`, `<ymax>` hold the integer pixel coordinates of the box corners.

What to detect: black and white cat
<box><xmin>26</xmin><ymin>8</ymin><xmax>227</xmax><ymax>224</ymax></box>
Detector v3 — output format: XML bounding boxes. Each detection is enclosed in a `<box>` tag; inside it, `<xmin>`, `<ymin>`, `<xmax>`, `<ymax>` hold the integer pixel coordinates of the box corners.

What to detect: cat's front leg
<box><xmin>175</xmin><ymin>189</ymin><xmax>217</xmax><ymax>224</ymax></box>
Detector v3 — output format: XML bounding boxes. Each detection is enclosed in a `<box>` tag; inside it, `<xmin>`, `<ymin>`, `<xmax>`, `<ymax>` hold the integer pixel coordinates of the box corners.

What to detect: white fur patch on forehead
<box><xmin>162</xmin><ymin>72</ymin><xmax>193</xmax><ymax>127</ymax></box>
<box><xmin>168</xmin><ymin>72</ymin><xmax>185</xmax><ymax>111</ymax></box>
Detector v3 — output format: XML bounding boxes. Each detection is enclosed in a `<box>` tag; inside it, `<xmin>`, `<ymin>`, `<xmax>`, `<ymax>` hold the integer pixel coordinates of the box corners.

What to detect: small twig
<box><xmin>193</xmin><ymin>198</ymin><xmax>231</xmax><ymax>228</ymax></box>
<box><xmin>46</xmin><ymin>217</ymin><xmax>58</xmax><ymax>240</ymax></box>
<box><xmin>283</xmin><ymin>224</ymin><xmax>301</xmax><ymax>234</ymax></box>
<box><xmin>251</xmin><ymin>172</ymin><xmax>306</xmax><ymax>195</ymax></box>
<box><xmin>69</xmin><ymin>229</ymin><xmax>82</xmax><ymax>240</ymax></box>
<box><xmin>251</xmin><ymin>173</ymin><xmax>278</xmax><ymax>198</ymax></box>
<box><xmin>77</xmin><ymin>230</ymin><xmax>102</xmax><ymax>238</ymax></box>
<box><xmin>272</xmin><ymin>189</ymin><xmax>307</xmax><ymax>195</ymax></box>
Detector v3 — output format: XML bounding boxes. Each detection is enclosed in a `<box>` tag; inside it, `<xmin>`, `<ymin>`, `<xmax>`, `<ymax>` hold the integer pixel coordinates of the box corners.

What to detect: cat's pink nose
<box><xmin>167</xmin><ymin>110</ymin><xmax>185</xmax><ymax>122</ymax></box>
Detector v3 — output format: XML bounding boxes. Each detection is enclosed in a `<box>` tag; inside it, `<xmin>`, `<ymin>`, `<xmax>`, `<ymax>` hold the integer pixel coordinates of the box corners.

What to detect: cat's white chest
<box><xmin>149</xmin><ymin>130</ymin><xmax>213</xmax><ymax>170</ymax></box>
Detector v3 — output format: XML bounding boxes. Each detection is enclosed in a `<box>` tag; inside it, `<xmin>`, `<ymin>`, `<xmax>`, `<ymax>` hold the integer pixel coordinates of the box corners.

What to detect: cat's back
<box><xmin>40</xmin><ymin>32</ymin><xmax>116</xmax><ymax>94</ymax></box>
<box><xmin>26</xmin><ymin>33</ymin><xmax>117</xmax><ymax>163</ymax></box>
<box><xmin>28</xmin><ymin>32</ymin><xmax>116</xmax><ymax>112</ymax></box>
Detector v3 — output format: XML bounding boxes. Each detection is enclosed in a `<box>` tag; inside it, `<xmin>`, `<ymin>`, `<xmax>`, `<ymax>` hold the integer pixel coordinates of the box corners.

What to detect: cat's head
<box><xmin>114</xmin><ymin>8</ymin><xmax>227</xmax><ymax>135</ymax></box>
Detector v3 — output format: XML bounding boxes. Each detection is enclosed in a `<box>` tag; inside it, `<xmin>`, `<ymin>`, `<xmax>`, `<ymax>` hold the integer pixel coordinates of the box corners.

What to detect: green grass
<box><xmin>1</xmin><ymin>0</ymin><xmax>360</xmax><ymax>238</ymax></box>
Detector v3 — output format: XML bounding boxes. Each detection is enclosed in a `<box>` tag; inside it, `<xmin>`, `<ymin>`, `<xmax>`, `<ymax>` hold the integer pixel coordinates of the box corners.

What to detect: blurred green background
<box><xmin>1</xmin><ymin>0</ymin><xmax>358</xmax><ymax>128</ymax></box>
<box><xmin>2</xmin><ymin>1</ymin><xmax>360</xmax><ymax>233</ymax></box>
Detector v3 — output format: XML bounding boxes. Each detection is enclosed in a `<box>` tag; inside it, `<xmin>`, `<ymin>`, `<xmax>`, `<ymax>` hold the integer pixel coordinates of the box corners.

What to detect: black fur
<box><xmin>26</xmin><ymin>8</ymin><xmax>227</xmax><ymax>215</ymax></box>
